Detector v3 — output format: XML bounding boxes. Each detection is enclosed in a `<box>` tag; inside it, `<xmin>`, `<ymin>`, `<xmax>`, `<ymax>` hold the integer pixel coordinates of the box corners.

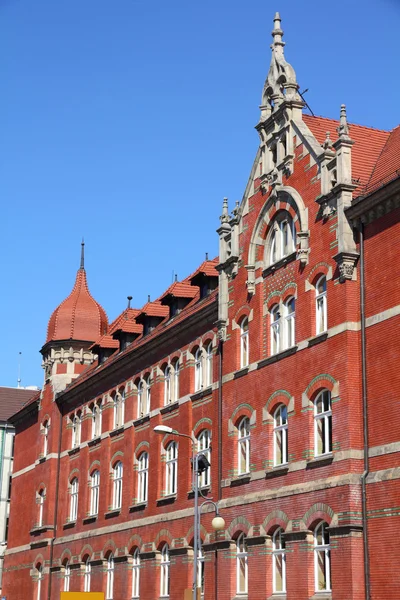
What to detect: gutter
<box><xmin>359</xmin><ymin>222</ymin><xmax>371</xmax><ymax>600</ymax></box>
<box><xmin>47</xmin><ymin>401</ymin><xmax>63</xmax><ymax>600</ymax></box>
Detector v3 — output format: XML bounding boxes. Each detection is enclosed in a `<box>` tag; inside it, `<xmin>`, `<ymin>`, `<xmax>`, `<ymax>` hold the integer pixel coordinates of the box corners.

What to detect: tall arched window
<box><xmin>197</xmin><ymin>546</ymin><xmax>205</xmax><ymax>596</ymax></box>
<box><xmin>273</xmin><ymin>405</ymin><xmax>288</xmax><ymax>466</ymax></box>
<box><xmin>137</xmin><ymin>452</ymin><xmax>149</xmax><ymax>503</ymax></box>
<box><xmin>37</xmin><ymin>489</ymin><xmax>45</xmax><ymax>527</ymax></box>
<box><xmin>272</xmin><ymin>528</ymin><xmax>286</xmax><ymax>593</ymax></box>
<box><xmin>314</xmin><ymin>522</ymin><xmax>331</xmax><ymax>592</ymax></box>
<box><xmin>42</xmin><ymin>421</ymin><xmax>49</xmax><ymax>457</ymax></box>
<box><xmin>197</xmin><ymin>430</ymin><xmax>211</xmax><ymax>488</ymax></box>
<box><xmin>69</xmin><ymin>478</ymin><xmax>79</xmax><ymax>522</ymax></box>
<box><xmin>270</xmin><ymin>305</ymin><xmax>281</xmax><ymax>355</ymax></box>
<box><xmin>137</xmin><ymin>381</ymin><xmax>144</xmax><ymax>418</ymax></box>
<box><xmin>112</xmin><ymin>462</ymin><xmax>123</xmax><ymax>509</ymax></box>
<box><xmin>205</xmin><ymin>344</ymin><xmax>213</xmax><ymax>387</ymax></box>
<box><xmin>240</xmin><ymin>318</ymin><xmax>249</xmax><ymax>368</ymax></box>
<box><xmin>90</xmin><ymin>470</ymin><xmax>100</xmax><ymax>516</ymax></box>
<box><xmin>36</xmin><ymin>564</ymin><xmax>43</xmax><ymax>600</ymax></box>
<box><xmin>160</xmin><ymin>544</ymin><xmax>170</xmax><ymax>597</ymax></box>
<box><xmin>71</xmin><ymin>413</ymin><xmax>81</xmax><ymax>448</ymax></box>
<box><xmin>316</xmin><ymin>276</ymin><xmax>327</xmax><ymax>334</ymax></box>
<box><xmin>113</xmin><ymin>390</ymin><xmax>125</xmax><ymax>429</ymax></box>
<box><xmin>84</xmin><ymin>558</ymin><xmax>91</xmax><ymax>592</ymax></box>
<box><xmin>164</xmin><ymin>366</ymin><xmax>171</xmax><ymax>405</ymax></box>
<box><xmin>269</xmin><ymin>212</ymin><xmax>296</xmax><ymax>265</ymax></box>
<box><xmin>132</xmin><ymin>548</ymin><xmax>140</xmax><ymax>599</ymax></box>
<box><xmin>91</xmin><ymin>402</ymin><xmax>102</xmax><ymax>439</ymax></box>
<box><xmin>314</xmin><ymin>390</ymin><xmax>332</xmax><ymax>456</ymax></box>
<box><xmin>63</xmin><ymin>561</ymin><xmax>71</xmax><ymax>592</ymax></box>
<box><xmin>173</xmin><ymin>360</ymin><xmax>180</xmax><ymax>401</ymax></box>
<box><xmin>106</xmin><ymin>554</ymin><xmax>114</xmax><ymax>600</ymax></box>
<box><xmin>145</xmin><ymin>376</ymin><xmax>151</xmax><ymax>415</ymax></box>
<box><xmin>165</xmin><ymin>442</ymin><xmax>178</xmax><ymax>495</ymax></box>
<box><xmin>194</xmin><ymin>348</ymin><xmax>203</xmax><ymax>392</ymax></box>
<box><xmin>238</xmin><ymin>418</ymin><xmax>250</xmax><ymax>475</ymax></box>
<box><xmin>236</xmin><ymin>533</ymin><xmax>248</xmax><ymax>595</ymax></box>
<box><xmin>284</xmin><ymin>297</ymin><xmax>295</xmax><ymax>348</ymax></box>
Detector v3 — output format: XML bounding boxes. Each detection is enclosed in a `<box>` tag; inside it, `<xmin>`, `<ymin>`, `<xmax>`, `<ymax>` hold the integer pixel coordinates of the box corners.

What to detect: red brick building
<box><xmin>3</xmin><ymin>13</ymin><xmax>400</xmax><ymax>600</ymax></box>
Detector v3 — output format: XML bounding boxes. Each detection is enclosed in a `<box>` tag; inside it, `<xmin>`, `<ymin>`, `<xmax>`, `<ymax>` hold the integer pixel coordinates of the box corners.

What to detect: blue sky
<box><xmin>1</xmin><ymin>0</ymin><xmax>399</xmax><ymax>388</ymax></box>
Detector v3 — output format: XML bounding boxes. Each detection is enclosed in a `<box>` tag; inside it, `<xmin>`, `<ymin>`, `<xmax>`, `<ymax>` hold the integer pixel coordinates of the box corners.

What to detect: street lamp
<box><xmin>154</xmin><ymin>425</ymin><xmax>225</xmax><ymax>600</ymax></box>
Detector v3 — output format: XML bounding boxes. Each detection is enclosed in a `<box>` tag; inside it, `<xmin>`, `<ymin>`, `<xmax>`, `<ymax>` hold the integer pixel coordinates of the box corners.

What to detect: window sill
<box><xmin>188</xmin><ymin>486</ymin><xmax>210</xmax><ymax>499</ymax></box>
<box><xmin>67</xmin><ymin>446</ymin><xmax>80</xmax><ymax>456</ymax></box>
<box><xmin>233</xmin><ymin>367</ymin><xmax>249</xmax><ymax>379</ymax></box>
<box><xmin>265</xmin><ymin>465</ymin><xmax>289</xmax><ymax>479</ymax></box>
<box><xmin>306</xmin><ymin>454</ymin><xmax>333</xmax><ymax>469</ymax></box>
<box><xmin>133</xmin><ymin>414</ymin><xmax>150</xmax><ymax>427</ymax></box>
<box><xmin>190</xmin><ymin>386</ymin><xmax>212</xmax><ymax>402</ymax></box>
<box><xmin>310</xmin><ymin>594</ymin><xmax>332</xmax><ymax>600</ymax></box>
<box><xmin>109</xmin><ymin>426</ymin><xmax>124</xmax><ymax>438</ymax></box>
<box><xmin>267</xmin><ymin>595</ymin><xmax>287</xmax><ymax>600</ymax></box>
<box><xmin>83</xmin><ymin>515</ymin><xmax>97</xmax><ymax>524</ymax></box>
<box><xmin>129</xmin><ymin>502</ymin><xmax>147</xmax><ymax>513</ymax></box>
<box><xmin>63</xmin><ymin>520</ymin><xmax>76</xmax><ymax>530</ymax></box>
<box><xmin>308</xmin><ymin>332</ymin><xmax>328</xmax><ymax>347</ymax></box>
<box><xmin>263</xmin><ymin>251</ymin><xmax>297</xmax><ymax>277</ymax></box>
<box><xmin>87</xmin><ymin>436</ymin><xmax>101</xmax><ymax>447</ymax></box>
<box><xmin>105</xmin><ymin>509</ymin><xmax>121</xmax><ymax>519</ymax></box>
<box><xmin>230</xmin><ymin>474</ymin><xmax>251</xmax><ymax>487</ymax></box>
<box><xmin>37</xmin><ymin>455</ymin><xmax>46</xmax><ymax>464</ymax></box>
<box><xmin>257</xmin><ymin>346</ymin><xmax>297</xmax><ymax>369</ymax></box>
<box><xmin>156</xmin><ymin>495</ymin><xmax>176</xmax><ymax>506</ymax></box>
<box><xmin>29</xmin><ymin>525</ymin><xmax>54</xmax><ymax>536</ymax></box>
<box><xmin>160</xmin><ymin>401</ymin><xmax>179</xmax><ymax>415</ymax></box>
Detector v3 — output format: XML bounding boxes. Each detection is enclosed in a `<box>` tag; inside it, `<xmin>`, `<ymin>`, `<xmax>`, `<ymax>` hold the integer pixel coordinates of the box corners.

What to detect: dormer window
<box><xmin>268</xmin><ymin>212</ymin><xmax>296</xmax><ymax>266</ymax></box>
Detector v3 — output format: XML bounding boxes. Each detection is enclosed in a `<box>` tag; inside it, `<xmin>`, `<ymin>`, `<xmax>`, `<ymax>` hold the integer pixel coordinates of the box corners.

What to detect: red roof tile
<box><xmin>364</xmin><ymin>125</ymin><xmax>400</xmax><ymax>195</ymax></box>
<box><xmin>303</xmin><ymin>114</ymin><xmax>390</xmax><ymax>190</ymax></box>
<box><xmin>188</xmin><ymin>258</ymin><xmax>219</xmax><ymax>282</ymax></box>
<box><xmin>135</xmin><ymin>301</ymin><xmax>169</xmax><ymax>321</ymax></box>
<box><xmin>109</xmin><ymin>308</ymin><xmax>143</xmax><ymax>336</ymax></box>
<box><xmin>46</xmin><ymin>268</ymin><xmax>108</xmax><ymax>344</ymax></box>
<box><xmin>0</xmin><ymin>387</ymin><xmax>40</xmax><ymax>421</ymax></box>
<box><xmin>90</xmin><ymin>334</ymin><xmax>120</xmax><ymax>350</ymax></box>
<box><xmin>160</xmin><ymin>282</ymin><xmax>198</xmax><ymax>302</ymax></box>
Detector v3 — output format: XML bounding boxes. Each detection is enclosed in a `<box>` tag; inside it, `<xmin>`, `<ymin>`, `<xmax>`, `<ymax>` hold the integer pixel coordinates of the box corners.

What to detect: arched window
<box><xmin>91</xmin><ymin>402</ymin><xmax>102</xmax><ymax>439</ymax></box>
<box><xmin>238</xmin><ymin>418</ymin><xmax>250</xmax><ymax>475</ymax></box>
<box><xmin>314</xmin><ymin>390</ymin><xmax>332</xmax><ymax>456</ymax></box>
<box><xmin>270</xmin><ymin>305</ymin><xmax>281</xmax><ymax>355</ymax></box>
<box><xmin>274</xmin><ymin>405</ymin><xmax>288</xmax><ymax>466</ymax></box>
<box><xmin>137</xmin><ymin>381</ymin><xmax>144</xmax><ymax>418</ymax></box>
<box><xmin>84</xmin><ymin>557</ymin><xmax>91</xmax><ymax>592</ymax></box>
<box><xmin>205</xmin><ymin>344</ymin><xmax>213</xmax><ymax>387</ymax></box>
<box><xmin>269</xmin><ymin>212</ymin><xmax>296</xmax><ymax>265</ymax></box>
<box><xmin>90</xmin><ymin>470</ymin><xmax>100</xmax><ymax>516</ymax></box>
<box><xmin>132</xmin><ymin>548</ymin><xmax>140</xmax><ymax>599</ymax></box>
<box><xmin>160</xmin><ymin>544</ymin><xmax>170</xmax><ymax>597</ymax></box>
<box><xmin>69</xmin><ymin>478</ymin><xmax>78</xmax><ymax>522</ymax></box>
<box><xmin>272</xmin><ymin>528</ymin><xmax>286</xmax><ymax>593</ymax></box>
<box><xmin>165</xmin><ymin>442</ymin><xmax>178</xmax><ymax>495</ymax></box>
<box><xmin>137</xmin><ymin>452</ymin><xmax>149</xmax><ymax>503</ymax></box>
<box><xmin>63</xmin><ymin>561</ymin><xmax>71</xmax><ymax>592</ymax></box>
<box><xmin>42</xmin><ymin>421</ymin><xmax>49</xmax><ymax>457</ymax></box>
<box><xmin>284</xmin><ymin>297</ymin><xmax>295</xmax><ymax>348</ymax></box>
<box><xmin>197</xmin><ymin>430</ymin><xmax>211</xmax><ymax>488</ymax></box>
<box><xmin>197</xmin><ymin>546</ymin><xmax>205</xmax><ymax>596</ymax></box>
<box><xmin>71</xmin><ymin>413</ymin><xmax>81</xmax><ymax>448</ymax></box>
<box><xmin>36</xmin><ymin>564</ymin><xmax>43</xmax><ymax>600</ymax></box>
<box><xmin>314</xmin><ymin>522</ymin><xmax>331</xmax><ymax>592</ymax></box>
<box><xmin>37</xmin><ymin>489</ymin><xmax>45</xmax><ymax>527</ymax></box>
<box><xmin>164</xmin><ymin>366</ymin><xmax>171</xmax><ymax>405</ymax></box>
<box><xmin>145</xmin><ymin>377</ymin><xmax>151</xmax><ymax>415</ymax></box>
<box><xmin>240</xmin><ymin>318</ymin><xmax>249</xmax><ymax>368</ymax></box>
<box><xmin>173</xmin><ymin>360</ymin><xmax>180</xmax><ymax>402</ymax></box>
<box><xmin>316</xmin><ymin>276</ymin><xmax>327</xmax><ymax>334</ymax></box>
<box><xmin>106</xmin><ymin>554</ymin><xmax>114</xmax><ymax>600</ymax></box>
<box><xmin>113</xmin><ymin>390</ymin><xmax>125</xmax><ymax>429</ymax></box>
<box><xmin>236</xmin><ymin>533</ymin><xmax>248</xmax><ymax>595</ymax></box>
<box><xmin>194</xmin><ymin>348</ymin><xmax>203</xmax><ymax>392</ymax></box>
<box><xmin>112</xmin><ymin>462</ymin><xmax>123</xmax><ymax>509</ymax></box>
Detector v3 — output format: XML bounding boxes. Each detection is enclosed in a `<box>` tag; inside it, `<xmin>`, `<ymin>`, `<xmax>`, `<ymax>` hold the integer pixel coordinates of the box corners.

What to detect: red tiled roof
<box><xmin>46</xmin><ymin>268</ymin><xmax>108</xmax><ymax>344</ymax></box>
<box><xmin>135</xmin><ymin>301</ymin><xmax>169</xmax><ymax>321</ymax></box>
<box><xmin>188</xmin><ymin>258</ymin><xmax>219</xmax><ymax>282</ymax></box>
<box><xmin>0</xmin><ymin>387</ymin><xmax>39</xmax><ymax>421</ymax></box>
<box><xmin>90</xmin><ymin>334</ymin><xmax>119</xmax><ymax>350</ymax></box>
<box><xmin>364</xmin><ymin>125</ymin><xmax>400</xmax><ymax>195</ymax></box>
<box><xmin>109</xmin><ymin>308</ymin><xmax>143</xmax><ymax>336</ymax></box>
<box><xmin>303</xmin><ymin>114</ymin><xmax>390</xmax><ymax>189</ymax></box>
<box><xmin>160</xmin><ymin>281</ymin><xmax>198</xmax><ymax>302</ymax></box>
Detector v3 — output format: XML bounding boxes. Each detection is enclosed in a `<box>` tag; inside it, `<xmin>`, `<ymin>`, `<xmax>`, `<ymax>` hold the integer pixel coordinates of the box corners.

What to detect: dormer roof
<box><xmin>160</xmin><ymin>281</ymin><xmax>198</xmax><ymax>305</ymax></box>
<box><xmin>188</xmin><ymin>258</ymin><xmax>219</xmax><ymax>284</ymax></box>
<box><xmin>135</xmin><ymin>301</ymin><xmax>169</xmax><ymax>324</ymax></box>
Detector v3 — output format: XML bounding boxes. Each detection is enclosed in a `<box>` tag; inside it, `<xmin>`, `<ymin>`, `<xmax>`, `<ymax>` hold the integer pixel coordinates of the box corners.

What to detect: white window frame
<box><xmin>197</xmin><ymin>546</ymin><xmax>205</xmax><ymax>596</ymax></box>
<box><xmin>137</xmin><ymin>452</ymin><xmax>149</xmax><ymax>503</ymax></box>
<box><xmin>132</xmin><ymin>548</ymin><xmax>140</xmax><ymax>599</ymax></box>
<box><xmin>106</xmin><ymin>554</ymin><xmax>114</xmax><ymax>600</ymax></box>
<box><xmin>160</xmin><ymin>544</ymin><xmax>170</xmax><ymax>598</ymax></box>
<box><xmin>84</xmin><ymin>559</ymin><xmax>91</xmax><ymax>592</ymax></box>
<box><xmin>284</xmin><ymin>297</ymin><xmax>295</xmax><ymax>349</ymax></box>
<box><xmin>194</xmin><ymin>348</ymin><xmax>203</xmax><ymax>392</ymax></box>
<box><xmin>71</xmin><ymin>413</ymin><xmax>81</xmax><ymax>448</ymax></box>
<box><xmin>145</xmin><ymin>378</ymin><xmax>151</xmax><ymax>415</ymax></box>
<box><xmin>113</xmin><ymin>462</ymin><xmax>123</xmax><ymax>510</ymax></box>
<box><xmin>272</xmin><ymin>528</ymin><xmax>286</xmax><ymax>593</ymax></box>
<box><xmin>113</xmin><ymin>391</ymin><xmax>125</xmax><ymax>429</ymax></box>
<box><xmin>63</xmin><ymin>562</ymin><xmax>70</xmax><ymax>592</ymax></box>
<box><xmin>197</xmin><ymin>430</ymin><xmax>211</xmax><ymax>488</ymax></box>
<box><xmin>42</xmin><ymin>421</ymin><xmax>49</xmax><ymax>457</ymax></box>
<box><xmin>90</xmin><ymin>470</ymin><xmax>100</xmax><ymax>516</ymax></box>
<box><xmin>37</xmin><ymin>489</ymin><xmax>44</xmax><ymax>527</ymax></box>
<box><xmin>165</xmin><ymin>442</ymin><xmax>177</xmax><ymax>496</ymax></box>
<box><xmin>36</xmin><ymin>565</ymin><xmax>43</xmax><ymax>600</ymax></box>
<box><xmin>316</xmin><ymin>276</ymin><xmax>327</xmax><ymax>334</ymax></box>
<box><xmin>240</xmin><ymin>318</ymin><xmax>249</xmax><ymax>368</ymax></box>
<box><xmin>205</xmin><ymin>344</ymin><xmax>213</xmax><ymax>387</ymax></box>
<box><xmin>92</xmin><ymin>402</ymin><xmax>102</xmax><ymax>439</ymax></box>
<box><xmin>269</xmin><ymin>213</ymin><xmax>296</xmax><ymax>265</ymax></box>
<box><xmin>314</xmin><ymin>522</ymin><xmax>331</xmax><ymax>592</ymax></box>
<box><xmin>314</xmin><ymin>390</ymin><xmax>332</xmax><ymax>456</ymax></box>
<box><xmin>164</xmin><ymin>366</ymin><xmax>171</xmax><ymax>405</ymax></box>
<box><xmin>70</xmin><ymin>478</ymin><xmax>78</xmax><ymax>522</ymax></box>
<box><xmin>236</xmin><ymin>533</ymin><xmax>248</xmax><ymax>595</ymax></box>
<box><xmin>273</xmin><ymin>405</ymin><xmax>288</xmax><ymax>466</ymax></box>
<box><xmin>270</xmin><ymin>305</ymin><xmax>281</xmax><ymax>355</ymax></box>
<box><xmin>173</xmin><ymin>360</ymin><xmax>180</xmax><ymax>402</ymax></box>
<box><xmin>238</xmin><ymin>418</ymin><xmax>250</xmax><ymax>475</ymax></box>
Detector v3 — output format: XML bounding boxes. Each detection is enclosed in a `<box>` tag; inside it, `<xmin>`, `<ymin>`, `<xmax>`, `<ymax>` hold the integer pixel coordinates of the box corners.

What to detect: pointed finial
<box><xmin>323</xmin><ymin>131</ymin><xmax>333</xmax><ymax>150</ymax></box>
<box><xmin>205</xmin><ymin>252</ymin><xmax>209</xmax><ymax>261</ymax></box>
<box><xmin>338</xmin><ymin>104</ymin><xmax>350</xmax><ymax>138</ymax></box>
<box><xmin>147</xmin><ymin>294</ymin><xmax>151</xmax><ymax>303</ymax></box>
<box><xmin>127</xmin><ymin>296</ymin><xmax>132</xmax><ymax>309</ymax></box>
<box><xmin>80</xmin><ymin>238</ymin><xmax>85</xmax><ymax>270</ymax></box>
<box><xmin>174</xmin><ymin>274</ymin><xmax>178</xmax><ymax>282</ymax></box>
<box><xmin>220</xmin><ymin>197</ymin><xmax>229</xmax><ymax>223</ymax></box>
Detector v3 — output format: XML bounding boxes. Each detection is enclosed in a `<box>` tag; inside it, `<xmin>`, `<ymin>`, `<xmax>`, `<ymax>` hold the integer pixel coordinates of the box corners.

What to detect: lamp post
<box><xmin>154</xmin><ymin>425</ymin><xmax>225</xmax><ymax>600</ymax></box>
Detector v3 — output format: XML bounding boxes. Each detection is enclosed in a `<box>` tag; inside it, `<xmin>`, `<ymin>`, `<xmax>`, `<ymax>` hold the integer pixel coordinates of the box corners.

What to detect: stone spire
<box><xmin>220</xmin><ymin>197</ymin><xmax>230</xmax><ymax>224</ymax></box>
<box><xmin>338</xmin><ymin>104</ymin><xmax>351</xmax><ymax>141</ymax></box>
